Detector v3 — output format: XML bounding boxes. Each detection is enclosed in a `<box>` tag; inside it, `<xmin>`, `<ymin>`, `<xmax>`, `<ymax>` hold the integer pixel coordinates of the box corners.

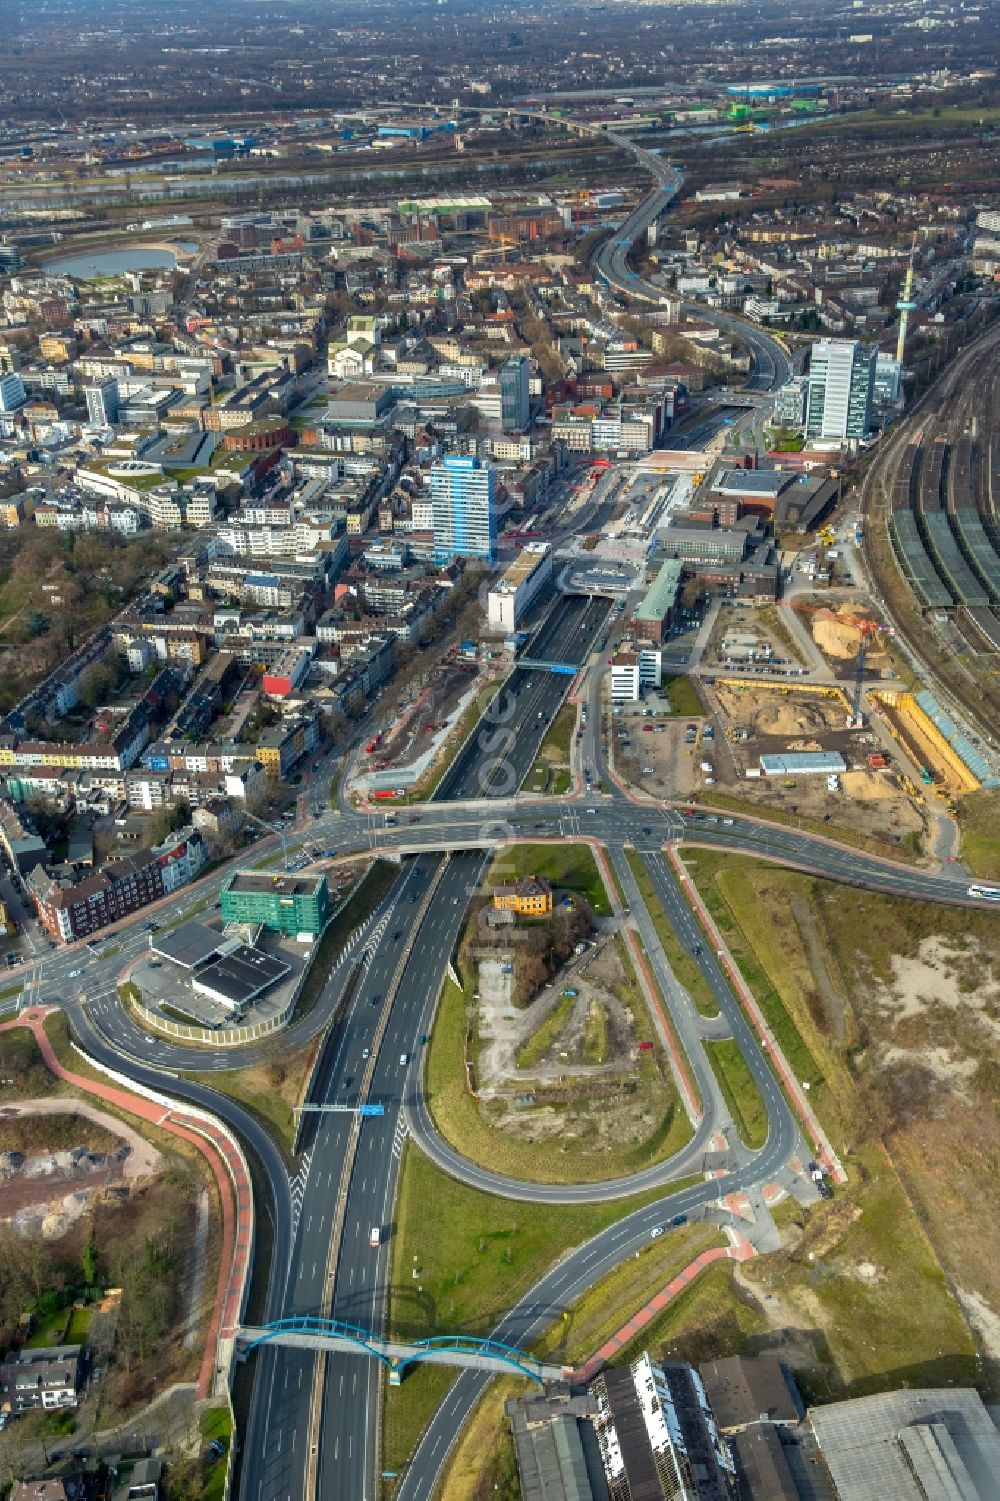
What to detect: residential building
<box><xmin>84</xmin><ymin>377</ymin><xmax>120</xmax><ymax>426</ymax></box>
<box><xmin>492</xmin><ymin>874</ymin><xmax>553</xmax><ymax>916</ymax></box>
<box><xmin>430</xmin><ymin>454</ymin><xmax>497</xmax><ymax>562</ymax></box>
<box><xmin>0</xmin><ymin>1346</ymin><xmax>83</xmax><ymax>1413</ymax></box>
<box><xmin>805</xmin><ymin>337</ymin><xmax>875</xmax><ymax>444</ymax></box>
<box><xmin>0</xmin><ymin>372</ymin><xmax>26</xmax><ymax>412</ymax></box>
<box><xmin>28</xmin><ymin>850</ymin><xmax>166</xmax><ymax>942</ymax></box>
<box><xmin>220</xmin><ymin>869</ymin><xmax>330</xmax><ymax>936</ymax></box>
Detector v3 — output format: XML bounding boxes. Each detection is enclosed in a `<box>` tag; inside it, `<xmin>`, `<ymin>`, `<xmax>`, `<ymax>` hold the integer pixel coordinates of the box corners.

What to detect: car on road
<box><xmin>69</xmin><ymin>969</ymin><xmax>82</xmax><ymax>978</ymax></box>
<box><xmin>669</xmin><ymin>1214</ymin><xmax>688</xmax><ymax>1227</ymax></box>
<box><xmin>650</xmin><ymin>1226</ymin><xmax>664</xmax><ymax>1239</ymax></box>
<box><xmin>399</xmin><ymin>1052</ymin><xmax>408</xmax><ymax>1066</ymax></box>
<box><xmin>362</xmin><ymin>1048</ymin><xmax>370</xmax><ymax>1060</ymax></box>
<box><xmin>370</xmin><ymin>1225</ymin><xmax>381</xmax><ymax>1247</ymax></box>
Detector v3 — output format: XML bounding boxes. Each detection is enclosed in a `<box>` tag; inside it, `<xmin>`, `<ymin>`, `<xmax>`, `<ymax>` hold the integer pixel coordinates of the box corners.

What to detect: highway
<box><xmin>433</xmin><ymin>594</ymin><xmax>610</xmax><ymax>801</ymax></box>
<box><xmin>14</xmin><ymin>762</ymin><xmax>992</xmax><ymax>1501</ymax></box>
<box><xmin>588</xmin><ymin>143</ymin><xmax>791</xmax><ymax>392</ymax></box>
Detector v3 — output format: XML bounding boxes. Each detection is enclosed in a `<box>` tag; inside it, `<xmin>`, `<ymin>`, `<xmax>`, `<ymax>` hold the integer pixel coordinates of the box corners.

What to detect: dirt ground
<box><xmin>375</xmin><ymin>663</ymin><xmax>480</xmax><ymax>773</ymax></box>
<box><xmin>0</xmin><ymin>1099</ymin><xmax>163</xmax><ymax>1236</ymax></box>
<box><xmin>697</xmin><ymin>683</ymin><xmax>925</xmax><ymax>841</ymax></box>
<box><xmin>809</xmin><ymin>601</ymin><xmax>892</xmax><ymax>668</ymax></box>
<box><xmin>474</xmin><ymin>936</ymin><xmax>673</xmax><ymax>1153</ymax></box>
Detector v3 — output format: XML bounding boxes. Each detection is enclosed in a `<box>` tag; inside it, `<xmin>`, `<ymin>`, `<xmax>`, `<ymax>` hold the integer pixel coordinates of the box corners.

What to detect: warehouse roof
<box><xmin>759</xmin><ymin>751</ymin><xmax>846</xmax><ymax>776</ymax></box>
<box><xmin>152</xmin><ymin>920</ymin><xmax>227</xmax><ymax>969</ymax></box>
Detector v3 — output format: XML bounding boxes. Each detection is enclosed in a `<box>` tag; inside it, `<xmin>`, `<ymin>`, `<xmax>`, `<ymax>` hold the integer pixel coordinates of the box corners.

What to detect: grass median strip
<box><xmin>705</xmin><ymin>1038</ymin><xmax>768</xmax><ymax>1149</ymax></box>
<box><xmin>625</xmin><ymin>849</ymin><xmax>719</xmax><ymax>1018</ymax></box>
<box><xmin>515</xmin><ymin>993</ymin><xmax>575</xmax><ymax>1069</ymax></box>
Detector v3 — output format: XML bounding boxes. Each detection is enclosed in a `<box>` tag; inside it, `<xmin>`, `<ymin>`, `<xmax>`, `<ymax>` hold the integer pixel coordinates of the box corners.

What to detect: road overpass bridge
<box><xmin>237</xmin><ymin>1319</ymin><xmax>567</xmax><ymax>1386</ymax></box>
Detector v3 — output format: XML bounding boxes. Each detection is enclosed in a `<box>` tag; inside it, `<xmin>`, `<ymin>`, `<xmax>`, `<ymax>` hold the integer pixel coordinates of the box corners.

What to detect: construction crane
<box><xmin>783</xmin><ymin>602</ymin><xmax>888</xmax><ymax>726</ymax></box>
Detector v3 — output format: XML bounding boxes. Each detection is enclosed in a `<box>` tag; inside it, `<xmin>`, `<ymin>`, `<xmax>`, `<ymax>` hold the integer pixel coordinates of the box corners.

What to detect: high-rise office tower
<box><xmin>805</xmin><ymin>339</ymin><xmax>875</xmax><ymax>443</ymax></box>
<box><xmin>85</xmin><ymin>377</ymin><xmax>120</xmax><ymax>426</ymax></box>
<box><xmin>431</xmin><ymin>454</ymin><xmax>497</xmax><ymax>562</ymax></box>
<box><xmin>499</xmin><ymin>353</ymin><xmax>530</xmax><ymax>431</ymax></box>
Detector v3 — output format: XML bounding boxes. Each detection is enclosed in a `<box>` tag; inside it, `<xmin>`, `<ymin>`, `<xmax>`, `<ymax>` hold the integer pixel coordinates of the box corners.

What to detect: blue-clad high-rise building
<box><xmin>430</xmin><ymin>454</ymin><xmax>497</xmax><ymax>562</ymax></box>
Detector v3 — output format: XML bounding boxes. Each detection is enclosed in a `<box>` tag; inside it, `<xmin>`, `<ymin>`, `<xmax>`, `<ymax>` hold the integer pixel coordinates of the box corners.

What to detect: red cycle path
<box><xmin>0</xmin><ymin>1008</ymin><xmax>252</xmax><ymax>1399</ymax></box>
<box><xmin>571</xmin><ymin>1232</ymin><xmax>755</xmax><ymax>1384</ymax></box>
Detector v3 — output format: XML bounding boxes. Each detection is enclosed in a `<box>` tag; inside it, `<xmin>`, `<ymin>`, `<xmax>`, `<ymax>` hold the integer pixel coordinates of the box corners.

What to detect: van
<box><xmin>370</xmin><ymin>1226</ymin><xmax>381</xmax><ymax>1247</ymax></box>
<box><xmin>399</xmin><ymin>1052</ymin><xmax>408</xmax><ymax>1067</ymax></box>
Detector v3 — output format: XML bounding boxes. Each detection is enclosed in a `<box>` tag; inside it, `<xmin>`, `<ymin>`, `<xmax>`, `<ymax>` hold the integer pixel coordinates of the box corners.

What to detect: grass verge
<box><xmin>956</xmin><ymin>789</ymin><xmax>1000</xmax><ymax>880</ymax></box>
<box><xmin>625</xmin><ymin>850</ymin><xmax>719</xmax><ymax>1017</ymax></box>
<box><xmin>692</xmin><ymin>788</ymin><xmax>919</xmax><ymax>864</ymax></box>
<box><xmin>289</xmin><ymin>859</ymin><xmax>399</xmax><ymax>1025</ymax></box>
<box><xmin>705</xmin><ymin>1038</ymin><xmax>768</xmax><ymax>1149</ymax></box>
<box><xmin>532</xmin><ymin>1221</ymin><xmax>723</xmax><ymax>1367</ymax></box>
<box><xmin>430</xmin><ymin>1375</ymin><xmax>525</xmax><ymax>1501</ymax></box>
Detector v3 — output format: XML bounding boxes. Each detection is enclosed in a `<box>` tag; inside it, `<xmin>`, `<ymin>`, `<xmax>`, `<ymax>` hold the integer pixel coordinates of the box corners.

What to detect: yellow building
<box><xmin>493</xmin><ymin>875</ymin><xmax>553</xmax><ymax>917</ymax></box>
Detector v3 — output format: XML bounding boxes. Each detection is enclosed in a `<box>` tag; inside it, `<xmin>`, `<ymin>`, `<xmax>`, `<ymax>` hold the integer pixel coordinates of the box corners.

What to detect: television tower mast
<box><xmin>895</xmin><ymin>235</ymin><xmax>917</xmax><ymax>366</ymax></box>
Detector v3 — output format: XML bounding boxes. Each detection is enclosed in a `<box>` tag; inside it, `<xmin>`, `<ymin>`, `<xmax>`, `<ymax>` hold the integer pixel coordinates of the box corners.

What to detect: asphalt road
<box><xmin>433</xmin><ymin>594</ymin><xmax>610</xmax><ymax>802</ymax></box>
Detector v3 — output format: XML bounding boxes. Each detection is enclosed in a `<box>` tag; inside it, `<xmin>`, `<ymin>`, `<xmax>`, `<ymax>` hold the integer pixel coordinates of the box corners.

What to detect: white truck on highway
<box><xmin>370</xmin><ymin>1225</ymin><xmax>381</xmax><ymax>1247</ymax></box>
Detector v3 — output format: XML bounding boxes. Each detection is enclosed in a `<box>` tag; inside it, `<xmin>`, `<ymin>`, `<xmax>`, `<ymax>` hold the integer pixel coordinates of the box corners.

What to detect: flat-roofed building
<box><xmin>486</xmin><ymin>542</ymin><xmax>553</xmax><ymax>632</ymax></box>
<box><xmin>220</xmin><ymin>869</ymin><xmax>330</xmax><ymax>936</ymax></box>
<box><xmin>633</xmin><ymin>558</ymin><xmax>683</xmax><ymax>645</ymax></box>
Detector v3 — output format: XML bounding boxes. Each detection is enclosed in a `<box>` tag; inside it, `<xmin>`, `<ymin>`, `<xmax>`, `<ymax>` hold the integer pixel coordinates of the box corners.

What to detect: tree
<box><xmin>24</xmin><ymin>610</ymin><xmax>51</xmax><ymax>639</ymax></box>
<box><xmin>77</xmin><ymin>659</ymin><xmax>116</xmax><ymax>710</ymax></box>
<box><xmin>82</xmin><ymin>1236</ymin><xmax>99</xmax><ymax>1288</ymax></box>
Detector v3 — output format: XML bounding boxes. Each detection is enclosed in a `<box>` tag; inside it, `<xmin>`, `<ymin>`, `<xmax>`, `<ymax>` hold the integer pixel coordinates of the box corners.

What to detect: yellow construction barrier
<box><xmin>872</xmin><ymin>690</ymin><xmax>980</xmax><ymax>795</ymax></box>
<box><xmin>715</xmin><ymin>678</ymin><xmax>853</xmax><ymax>715</ymax></box>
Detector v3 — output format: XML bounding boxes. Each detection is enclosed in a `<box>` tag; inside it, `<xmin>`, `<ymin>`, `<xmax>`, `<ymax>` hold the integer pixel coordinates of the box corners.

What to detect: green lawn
<box><xmin>488</xmin><ymin>843</ymin><xmax>611</xmax><ymax>915</ymax></box>
<box><xmin>957</xmin><ymin>790</ymin><xmax>1000</xmax><ymax>880</ymax></box>
<box><xmin>384</xmin><ymin>1143</ymin><xmax>699</xmax><ymax>1479</ymax></box>
<box><xmin>662</xmin><ymin>675</ymin><xmax>703</xmax><ymax>718</ymax></box>
<box><xmin>625</xmin><ymin>850</ymin><xmax>719</xmax><ymax>1017</ymax></box>
<box><xmin>682</xmin><ymin>851</ymin><xmax>852</xmax><ymax>1142</ymax></box>
<box><xmin>65</xmin><ymin>1306</ymin><xmax>93</xmax><ymax>1343</ymax></box>
<box><xmin>705</xmin><ymin>1038</ymin><xmax>768</xmax><ymax>1149</ymax></box>
<box><xmin>200</xmin><ymin>1402</ymin><xmax>233</xmax><ymax>1501</ymax></box>
<box><xmin>388</xmin><ymin>1144</ymin><xmax>699</xmax><ymax>1344</ymax></box>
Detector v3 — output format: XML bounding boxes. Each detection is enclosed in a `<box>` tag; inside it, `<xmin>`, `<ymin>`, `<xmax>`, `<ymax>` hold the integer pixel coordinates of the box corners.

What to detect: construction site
<box><xmin>693</xmin><ymin>675</ymin><xmax>928</xmax><ymax>846</ymax></box>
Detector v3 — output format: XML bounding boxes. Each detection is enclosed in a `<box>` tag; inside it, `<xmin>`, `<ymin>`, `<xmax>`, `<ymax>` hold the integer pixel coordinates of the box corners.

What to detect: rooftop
<box><xmin>224</xmin><ymin>870</ymin><xmax>326</xmax><ymax>899</ymax></box>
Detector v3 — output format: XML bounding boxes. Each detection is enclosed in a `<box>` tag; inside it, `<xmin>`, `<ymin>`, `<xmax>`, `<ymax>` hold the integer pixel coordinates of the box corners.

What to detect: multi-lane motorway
<box><xmin>16</xmin><ymin>763</ymin><xmax>990</xmax><ymax>1501</ymax></box>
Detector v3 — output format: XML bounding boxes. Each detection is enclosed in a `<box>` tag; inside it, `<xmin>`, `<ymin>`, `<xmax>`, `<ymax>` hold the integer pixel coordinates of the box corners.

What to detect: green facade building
<box><xmin>220</xmin><ymin>870</ymin><xmax>330</xmax><ymax>936</ymax></box>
